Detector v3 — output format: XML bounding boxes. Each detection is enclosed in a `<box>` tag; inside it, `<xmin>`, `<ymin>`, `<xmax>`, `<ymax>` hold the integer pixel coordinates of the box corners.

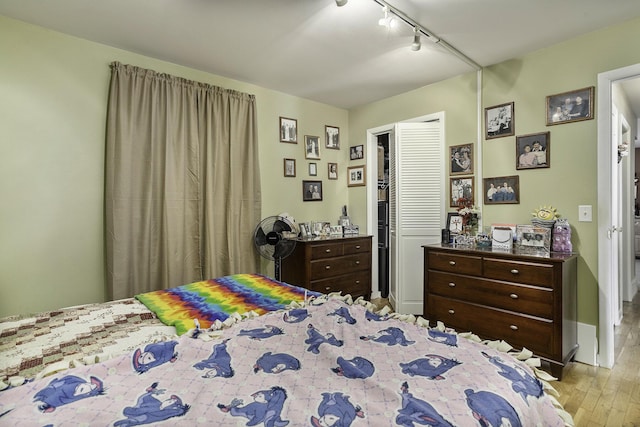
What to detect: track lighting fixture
<box><xmin>334</xmin><ymin>0</ymin><xmax>481</xmax><ymax>70</ymax></box>
<box><xmin>378</xmin><ymin>6</ymin><xmax>396</xmax><ymax>28</ymax></box>
<box><xmin>411</xmin><ymin>27</ymin><xmax>421</xmax><ymax>51</ymax></box>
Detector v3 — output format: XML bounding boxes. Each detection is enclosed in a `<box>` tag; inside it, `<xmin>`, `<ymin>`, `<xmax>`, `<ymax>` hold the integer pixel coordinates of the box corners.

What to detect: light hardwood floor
<box><xmin>371</xmin><ymin>294</ymin><xmax>640</xmax><ymax>426</ymax></box>
<box><xmin>553</xmin><ymin>291</ymin><xmax>640</xmax><ymax>426</ymax></box>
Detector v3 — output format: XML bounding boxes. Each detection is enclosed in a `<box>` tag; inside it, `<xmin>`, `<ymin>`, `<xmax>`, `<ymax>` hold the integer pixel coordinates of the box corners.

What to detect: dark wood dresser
<box><xmin>423</xmin><ymin>244</ymin><xmax>578</xmax><ymax>379</ymax></box>
<box><xmin>281</xmin><ymin>235</ymin><xmax>372</xmax><ymax>299</ymax></box>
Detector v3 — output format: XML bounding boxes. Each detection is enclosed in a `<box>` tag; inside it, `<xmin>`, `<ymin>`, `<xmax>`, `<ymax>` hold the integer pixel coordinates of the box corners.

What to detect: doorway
<box><xmin>597</xmin><ymin>64</ymin><xmax>640</xmax><ymax>369</ymax></box>
<box><xmin>365</xmin><ymin>114</ymin><xmax>445</xmax><ymax>312</ymax></box>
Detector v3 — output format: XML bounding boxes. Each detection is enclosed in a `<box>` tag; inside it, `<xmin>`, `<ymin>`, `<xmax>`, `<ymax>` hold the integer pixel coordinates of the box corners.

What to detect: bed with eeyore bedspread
<box><xmin>0</xmin><ymin>294</ymin><xmax>573</xmax><ymax>426</ymax></box>
<box><xmin>0</xmin><ymin>273</ymin><xmax>319</xmax><ymax>390</ymax></box>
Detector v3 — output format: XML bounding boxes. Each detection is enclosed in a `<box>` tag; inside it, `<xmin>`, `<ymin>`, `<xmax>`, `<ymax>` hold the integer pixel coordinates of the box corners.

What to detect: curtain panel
<box><xmin>105</xmin><ymin>62</ymin><xmax>261</xmax><ymax>300</ymax></box>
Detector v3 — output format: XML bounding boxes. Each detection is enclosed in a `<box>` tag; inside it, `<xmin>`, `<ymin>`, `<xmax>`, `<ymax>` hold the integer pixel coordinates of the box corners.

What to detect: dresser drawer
<box><xmin>310</xmin><ymin>243</ymin><xmax>344</xmax><ymax>260</ymax></box>
<box><xmin>483</xmin><ymin>258</ymin><xmax>554</xmax><ymax>288</ymax></box>
<box><xmin>427</xmin><ymin>271</ymin><xmax>554</xmax><ymax>319</ymax></box>
<box><xmin>310</xmin><ymin>253</ymin><xmax>371</xmax><ymax>279</ymax></box>
<box><xmin>343</xmin><ymin>238</ymin><xmax>371</xmax><ymax>255</ymax></box>
<box><xmin>310</xmin><ymin>271</ymin><xmax>370</xmax><ymax>297</ymax></box>
<box><xmin>428</xmin><ymin>294</ymin><xmax>554</xmax><ymax>358</ymax></box>
<box><xmin>428</xmin><ymin>251</ymin><xmax>482</xmax><ymax>275</ymax></box>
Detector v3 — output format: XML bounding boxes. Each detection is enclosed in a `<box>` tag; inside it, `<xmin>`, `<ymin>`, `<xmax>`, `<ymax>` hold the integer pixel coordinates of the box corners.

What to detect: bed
<box><xmin>1</xmin><ymin>283</ymin><xmax>573</xmax><ymax>426</ymax></box>
<box><xmin>0</xmin><ymin>273</ymin><xmax>319</xmax><ymax>389</ymax></box>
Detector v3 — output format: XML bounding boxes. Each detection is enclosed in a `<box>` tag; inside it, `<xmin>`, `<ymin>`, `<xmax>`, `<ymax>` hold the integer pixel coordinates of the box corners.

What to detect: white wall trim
<box><xmin>574</xmin><ymin>322</ymin><xmax>598</xmax><ymax>366</ymax></box>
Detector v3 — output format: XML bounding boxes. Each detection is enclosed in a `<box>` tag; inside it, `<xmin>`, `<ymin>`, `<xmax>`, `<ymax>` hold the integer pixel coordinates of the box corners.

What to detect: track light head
<box><xmin>335</xmin><ymin>0</ymin><xmax>348</xmax><ymax>6</ymax></box>
<box><xmin>411</xmin><ymin>27</ymin><xmax>421</xmax><ymax>51</ymax></box>
<box><xmin>378</xmin><ymin>6</ymin><xmax>396</xmax><ymax>28</ymax></box>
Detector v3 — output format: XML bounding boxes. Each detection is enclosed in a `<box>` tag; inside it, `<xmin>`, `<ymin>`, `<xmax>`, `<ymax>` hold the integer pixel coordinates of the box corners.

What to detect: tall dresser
<box><xmin>281</xmin><ymin>235</ymin><xmax>372</xmax><ymax>300</ymax></box>
<box><xmin>423</xmin><ymin>244</ymin><xmax>578</xmax><ymax>379</ymax></box>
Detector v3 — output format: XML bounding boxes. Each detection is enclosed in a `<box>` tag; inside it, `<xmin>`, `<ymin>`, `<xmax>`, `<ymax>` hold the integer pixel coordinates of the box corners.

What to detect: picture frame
<box><xmin>516</xmin><ymin>225</ymin><xmax>551</xmax><ymax>252</ymax></box>
<box><xmin>450</xmin><ymin>177</ymin><xmax>474</xmax><ymax>207</ymax></box>
<box><xmin>483</xmin><ymin>175</ymin><xmax>520</xmax><ymax>204</ymax></box>
<box><xmin>283</xmin><ymin>158</ymin><xmax>296</xmax><ymax>177</ymax></box>
<box><xmin>328</xmin><ymin>162</ymin><xmax>338</xmax><ymax>180</ymax></box>
<box><xmin>304</xmin><ymin>135</ymin><xmax>321</xmax><ymax>160</ymax></box>
<box><xmin>347</xmin><ymin>165</ymin><xmax>366</xmax><ymax>187</ymax></box>
<box><xmin>446</xmin><ymin>212</ymin><xmax>464</xmax><ymax>235</ymax></box>
<box><xmin>279</xmin><ymin>116</ymin><xmax>297</xmax><ymax>143</ymax></box>
<box><xmin>350</xmin><ymin>145</ymin><xmax>364</xmax><ymax>160</ymax></box>
<box><xmin>308</xmin><ymin>163</ymin><xmax>317</xmax><ymax>176</ymax></box>
<box><xmin>302</xmin><ymin>180</ymin><xmax>323</xmax><ymax>201</ymax></box>
<box><xmin>546</xmin><ymin>86</ymin><xmax>594</xmax><ymax>126</ymax></box>
<box><xmin>325</xmin><ymin>125</ymin><xmax>340</xmax><ymax>149</ymax></box>
<box><xmin>516</xmin><ymin>132</ymin><xmax>550</xmax><ymax>170</ymax></box>
<box><xmin>485</xmin><ymin>101</ymin><xmax>515</xmax><ymax>139</ymax></box>
<box><xmin>450</xmin><ymin>143</ymin><xmax>474</xmax><ymax>175</ymax></box>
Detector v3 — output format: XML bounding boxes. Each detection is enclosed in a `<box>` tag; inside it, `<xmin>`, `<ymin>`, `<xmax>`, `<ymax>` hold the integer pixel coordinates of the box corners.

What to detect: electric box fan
<box><xmin>253</xmin><ymin>215</ymin><xmax>298</xmax><ymax>280</ymax></box>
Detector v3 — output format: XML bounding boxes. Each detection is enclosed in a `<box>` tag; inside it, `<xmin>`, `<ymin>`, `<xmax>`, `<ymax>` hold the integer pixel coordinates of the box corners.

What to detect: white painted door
<box><xmin>389</xmin><ymin>120</ymin><xmax>444</xmax><ymax>314</ymax></box>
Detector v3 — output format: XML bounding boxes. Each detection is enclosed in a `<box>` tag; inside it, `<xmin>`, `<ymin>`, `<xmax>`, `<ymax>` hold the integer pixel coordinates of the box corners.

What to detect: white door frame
<box><xmin>366</xmin><ymin>114</ymin><xmax>444</xmax><ymax>300</ymax></box>
<box><xmin>597</xmin><ymin>63</ymin><xmax>640</xmax><ymax>369</ymax></box>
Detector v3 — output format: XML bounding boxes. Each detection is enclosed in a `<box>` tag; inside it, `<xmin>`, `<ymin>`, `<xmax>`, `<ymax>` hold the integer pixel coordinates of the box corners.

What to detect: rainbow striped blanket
<box><xmin>136</xmin><ymin>274</ymin><xmax>321</xmax><ymax>335</ymax></box>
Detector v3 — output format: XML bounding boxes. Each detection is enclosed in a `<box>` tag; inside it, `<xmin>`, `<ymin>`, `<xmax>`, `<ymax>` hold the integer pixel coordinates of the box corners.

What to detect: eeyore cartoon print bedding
<box><xmin>0</xmin><ymin>296</ymin><xmax>573</xmax><ymax>426</ymax></box>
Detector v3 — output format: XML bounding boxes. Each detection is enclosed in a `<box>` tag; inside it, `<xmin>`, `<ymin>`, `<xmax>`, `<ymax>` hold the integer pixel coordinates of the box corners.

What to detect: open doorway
<box><xmin>597</xmin><ymin>64</ymin><xmax>640</xmax><ymax>369</ymax></box>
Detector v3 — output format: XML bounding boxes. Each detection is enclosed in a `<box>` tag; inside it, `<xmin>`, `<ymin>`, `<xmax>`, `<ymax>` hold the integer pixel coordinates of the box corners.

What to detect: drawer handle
<box><xmin>510</xmin><ymin>269</ymin><xmax>520</xmax><ymax>274</ymax></box>
<box><xmin>355</xmin><ymin>280</ymin><xmax>360</xmax><ymax>284</ymax></box>
<box><xmin>355</xmin><ymin>261</ymin><xmax>360</xmax><ymax>265</ymax></box>
<box><xmin>510</xmin><ymin>325</ymin><xmax>519</xmax><ymax>330</ymax></box>
<box><xmin>510</xmin><ymin>293</ymin><xmax>518</xmax><ymax>299</ymax></box>
<box><xmin>325</xmin><ymin>265</ymin><xmax>331</xmax><ymax>270</ymax></box>
<box><xmin>448</xmin><ymin>282</ymin><xmax>456</xmax><ymax>287</ymax></box>
<box><xmin>448</xmin><ymin>309</ymin><xmax>455</xmax><ymax>314</ymax></box>
<box><xmin>325</xmin><ymin>249</ymin><xmax>332</xmax><ymax>253</ymax></box>
<box><xmin>325</xmin><ymin>286</ymin><xmax>331</xmax><ymax>291</ymax></box>
<box><xmin>355</xmin><ymin>245</ymin><xmax>361</xmax><ymax>249</ymax></box>
<box><xmin>449</xmin><ymin>261</ymin><xmax>456</xmax><ymax>266</ymax></box>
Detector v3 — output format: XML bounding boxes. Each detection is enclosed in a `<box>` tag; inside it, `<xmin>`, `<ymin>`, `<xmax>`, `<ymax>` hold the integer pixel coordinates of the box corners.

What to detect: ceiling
<box><xmin>2</xmin><ymin>0</ymin><xmax>640</xmax><ymax>110</ymax></box>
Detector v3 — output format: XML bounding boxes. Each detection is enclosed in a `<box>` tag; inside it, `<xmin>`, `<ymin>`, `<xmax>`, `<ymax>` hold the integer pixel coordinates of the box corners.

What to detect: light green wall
<box><xmin>0</xmin><ymin>15</ymin><xmax>348</xmax><ymax>317</ymax></box>
<box><xmin>349</xmin><ymin>16</ymin><xmax>640</xmax><ymax>328</ymax></box>
<box><xmin>3</xmin><ymin>13</ymin><xmax>640</xmax><ymax>326</ymax></box>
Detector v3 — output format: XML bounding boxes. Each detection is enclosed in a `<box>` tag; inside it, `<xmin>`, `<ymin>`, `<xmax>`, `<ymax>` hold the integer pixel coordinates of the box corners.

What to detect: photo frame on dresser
<box><xmin>516</xmin><ymin>225</ymin><xmax>551</xmax><ymax>253</ymax></box>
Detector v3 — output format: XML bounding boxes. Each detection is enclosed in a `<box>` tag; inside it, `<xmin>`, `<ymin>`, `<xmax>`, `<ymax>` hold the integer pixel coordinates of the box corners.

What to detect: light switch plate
<box><xmin>579</xmin><ymin>205</ymin><xmax>592</xmax><ymax>222</ymax></box>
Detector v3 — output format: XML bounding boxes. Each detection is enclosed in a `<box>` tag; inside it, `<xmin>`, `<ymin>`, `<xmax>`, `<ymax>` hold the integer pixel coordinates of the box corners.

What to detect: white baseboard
<box><xmin>575</xmin><ymin>322</ymin><xmax>597</xmax><ymax>366</ymax></box>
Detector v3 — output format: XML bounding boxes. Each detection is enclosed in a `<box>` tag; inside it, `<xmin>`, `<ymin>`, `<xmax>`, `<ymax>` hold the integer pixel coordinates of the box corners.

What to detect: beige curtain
<box><xmin>105</xmin><ymin>62</ymin><xmax>261</xmax><ymax>300</ymax></box>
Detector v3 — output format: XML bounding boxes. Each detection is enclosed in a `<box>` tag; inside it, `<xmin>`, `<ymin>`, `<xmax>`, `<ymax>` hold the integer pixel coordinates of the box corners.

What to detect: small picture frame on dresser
<box><xmin>516</xmin><ymin>225</ymin><xmax>551</xmax><ymax>253</ymax></box>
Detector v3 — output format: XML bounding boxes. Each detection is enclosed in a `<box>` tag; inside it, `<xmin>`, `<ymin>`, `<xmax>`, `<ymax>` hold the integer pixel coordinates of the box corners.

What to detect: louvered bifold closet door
<box><xmin>389</xmin><ymin>120</ymin><xmax>444</xmax><ymax>315</ymax></box>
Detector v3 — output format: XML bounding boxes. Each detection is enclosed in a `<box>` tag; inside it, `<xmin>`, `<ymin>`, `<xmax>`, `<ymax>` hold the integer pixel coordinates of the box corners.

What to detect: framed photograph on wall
<box><xmin>283</xmin><ymin>158</ymin><xmax>296</xmax><ymax>177</ymax></box>
<box><xmin>546</xmin><ymin>86</ymin><xmax>594</xmax><ymax>125</ymax></box>
<box><xmin>347</xmin><ymin>165</ymin><xmax>366</xmax><ymax>187</ymax></box>
<box><xmin>450</xmin><ymin>143</ymin><xmax>473</xmax><ymax>175</ymax></box>
<box><xmin>302</xmin><ymin>180</ymin><xmax>323</xmax><ymax>201</ymax></box>
<box><xmin>483</xmin><ymin>175</ymin><xmax>520</xmax><ymax>204</ymax></box>
<box><xmin>279</xmin><ymin>116</ymin><xmax>297</xmax><ymax>143</ymax></box>
<box><xmin>325</xmin><ymin>125</ymin><xmax>340</xmax><ymax>149</ymax></box>
<box><xmin>449</xmin><ymin>177</ymin><xmax>474</xmax><ymax>207</ymax></box>
<box><xmin>304</xmin><ymin>135</ymin><xmax>321</xmax><ymax>159</ymax></box>
<box><xmin>485</xmin><ymin>102</ymin><xmax>514</xmax><ymax>139</ymax></box>
<box><xmin>328</xmin><ymin>163</ymin><xmax>338</xmax><ymax>180</ymax></box>
<box><xmin>516</xmin><ymin>132</ymin><xmax>550</xmax><ymax>170</ymax></box>
<box><xmin>350</xmin><ymin>145</ymin><xmax>364</xmax><ymax>160</ymax></box>
<box><xmin>309</xmin><ymin>162</ymin><xmax>317</xmax><ymax>176</ymax></box>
